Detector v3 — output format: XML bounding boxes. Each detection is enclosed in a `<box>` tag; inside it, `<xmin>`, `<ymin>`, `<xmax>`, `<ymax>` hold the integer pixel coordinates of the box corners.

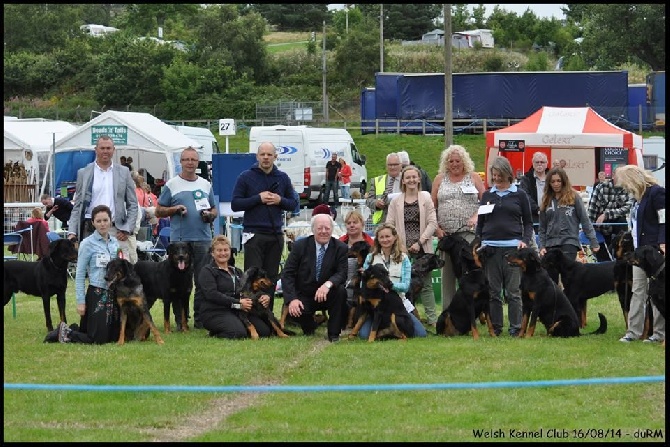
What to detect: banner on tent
<box><xmin>91</xmin><ymin>125</ymin><xmax>128</xmax><ymax>145</ymax></box>
<box><xmin>499</xmin><ymin>140</ymin><xmax>525</xmax><ymax>152</ymax></box>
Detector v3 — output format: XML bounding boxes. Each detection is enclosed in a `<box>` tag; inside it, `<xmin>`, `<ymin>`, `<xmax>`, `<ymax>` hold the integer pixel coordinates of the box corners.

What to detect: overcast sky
<box><xmin>328</xmin><ymin>4</ymin><xmax>567</xmax><ymax>20</ymax></box>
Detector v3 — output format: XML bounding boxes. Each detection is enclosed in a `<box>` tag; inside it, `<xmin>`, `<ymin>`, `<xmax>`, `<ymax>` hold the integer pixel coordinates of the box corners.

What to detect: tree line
<box><xmin>3</xmin><ymin>4</ymin><xmax>665</xmax><ymax>122</ymax></box>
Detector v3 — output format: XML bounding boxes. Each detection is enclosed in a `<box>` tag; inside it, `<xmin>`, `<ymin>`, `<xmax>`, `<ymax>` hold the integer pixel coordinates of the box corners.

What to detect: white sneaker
<box><xmin>619</xmin><ymin>336</ymin><xmax>635</xmax><ymax>343</ymax></box>
<box><xmin>643</xmin><ymin>335</ymin><xmax>663</xmax><ymax>343</ymax></box>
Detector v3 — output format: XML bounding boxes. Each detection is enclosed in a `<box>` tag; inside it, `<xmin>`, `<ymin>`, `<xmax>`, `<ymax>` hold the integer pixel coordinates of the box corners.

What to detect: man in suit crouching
<box><xmin>281</xmin><ymin>213</ymin><xmax>348</xmax><ymax>342</ymax></box>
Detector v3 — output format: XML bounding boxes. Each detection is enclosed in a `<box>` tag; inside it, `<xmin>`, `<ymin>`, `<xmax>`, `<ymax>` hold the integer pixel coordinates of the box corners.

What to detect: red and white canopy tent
<box><xmin>485</xmin><ymin>106</ymin><xmax>644</xmax><ymax>187</ymax></box>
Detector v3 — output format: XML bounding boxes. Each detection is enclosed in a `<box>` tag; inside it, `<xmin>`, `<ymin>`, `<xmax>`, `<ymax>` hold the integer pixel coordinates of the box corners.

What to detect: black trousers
<box><xmin>292</xmin><ymin>285</ymin><xmax>347</xmax><ymax>339</ymax></box>
<box><xmin>243</xmin><ymin>232</ymin><xmax>284</xmax><ymax>313</ymax></box>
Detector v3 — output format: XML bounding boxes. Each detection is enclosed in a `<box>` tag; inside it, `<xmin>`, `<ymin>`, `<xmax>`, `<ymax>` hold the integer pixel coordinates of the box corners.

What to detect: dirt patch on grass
<box><xmin>145</xmin><ymin>339</ymin><xmax>330</xmax><ymax>441</ymax></box>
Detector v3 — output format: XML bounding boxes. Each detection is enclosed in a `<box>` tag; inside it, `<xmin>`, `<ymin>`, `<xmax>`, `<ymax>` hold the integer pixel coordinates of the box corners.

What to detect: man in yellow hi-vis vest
<box><xmin>366</xmin><ymin>153</ymin><xmax>402</xmax><ymax>225</ymax></box>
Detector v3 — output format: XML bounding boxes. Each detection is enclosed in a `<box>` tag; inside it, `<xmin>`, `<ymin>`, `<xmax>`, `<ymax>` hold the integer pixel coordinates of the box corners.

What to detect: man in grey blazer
<box><xmin>67</xmin><ymin>135</ymin><xmax>139</xmax><ymax>261</ymax></box>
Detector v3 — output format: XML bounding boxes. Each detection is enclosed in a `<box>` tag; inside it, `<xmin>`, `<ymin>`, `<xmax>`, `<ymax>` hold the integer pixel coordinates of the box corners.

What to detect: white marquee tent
<box><xmin>4</xmin><ymin>119</ymin><xmax>79</xmax><ymax>185</ymax></box>
<box><xmin>48</xmin><ymin>110</ymin><xmax>202</xmax><ymax>192</ymax></box>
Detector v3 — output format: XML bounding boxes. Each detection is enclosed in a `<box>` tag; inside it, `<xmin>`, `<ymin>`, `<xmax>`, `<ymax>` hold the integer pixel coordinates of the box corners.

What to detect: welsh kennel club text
<box><xmin>472</xmin><ymin>428</ymin><xmax>664</xmax><ymax>440</ymax></box>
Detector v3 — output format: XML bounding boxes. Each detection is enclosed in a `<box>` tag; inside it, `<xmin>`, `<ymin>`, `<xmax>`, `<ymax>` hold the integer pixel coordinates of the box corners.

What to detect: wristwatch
<box><xmin>324</xmin><ymin>281</ymin><xmax>332</xmax><ymax>289</ymax></box>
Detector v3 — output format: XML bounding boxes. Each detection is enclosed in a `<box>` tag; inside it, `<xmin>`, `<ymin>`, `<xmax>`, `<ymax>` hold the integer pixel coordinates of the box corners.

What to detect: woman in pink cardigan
<box><xmin>386</xmin><ymin>165</ymin><xmax>438</xmax><ymax>326</ymax></box>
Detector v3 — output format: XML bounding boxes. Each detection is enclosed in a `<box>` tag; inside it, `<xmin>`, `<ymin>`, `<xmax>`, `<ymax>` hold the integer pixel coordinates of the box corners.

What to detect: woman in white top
<box><xmin>431</xmin><ymin>145</ymin><xmax>485</xmax><ymax>311</ymax></box>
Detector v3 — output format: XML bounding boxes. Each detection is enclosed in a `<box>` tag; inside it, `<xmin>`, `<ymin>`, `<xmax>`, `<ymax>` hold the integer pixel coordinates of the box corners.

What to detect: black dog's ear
<box><xmin>240</xmin><ymin>266</ymin><xmax>258</xmax><ymax>291</ymax></box>
<box><xmin>48</xmin><ymin>239</ymin><xmax>61</xmax><ymax>258</ymax></box>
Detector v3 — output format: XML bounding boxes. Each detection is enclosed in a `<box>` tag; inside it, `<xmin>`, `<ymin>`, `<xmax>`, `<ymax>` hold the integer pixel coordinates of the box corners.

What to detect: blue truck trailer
<box><xmin>646</xmin><ymin>71</ymin><xmax>665</xmax><ymax>127</ymax></box>
<box><xmin>627</xmin><ymin>83</ymin><xmax>653</xmax><ymax>130</ymax></box>
<box><xmin>362</xmin><ymin>71</ymin><xmax>629</xmax><ymax>134</ymax></box>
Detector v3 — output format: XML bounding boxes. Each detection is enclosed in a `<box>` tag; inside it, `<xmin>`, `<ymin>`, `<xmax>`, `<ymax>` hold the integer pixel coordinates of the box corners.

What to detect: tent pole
<box><xmin>51</xmin><ymin>133</ymin><xmax>56</xmax><ymax>197</ymax></box>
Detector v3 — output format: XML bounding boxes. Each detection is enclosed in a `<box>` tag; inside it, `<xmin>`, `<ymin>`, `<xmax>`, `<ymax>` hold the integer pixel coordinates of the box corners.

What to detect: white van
<box><xmin>249</xmin><ymin>125</ymin><xmax>368</xmax><ymax>203</ymax></box>
<box><xmin>642</xmin><ymin>136</ymin><xmax>665</xmax><ymax>187</ymax></box>
<box><xmin>171</xmin><ymin>125</ymin><xmax>219</xmax><ymax>162</ymax></box>
<box><xmin>80</xmin><ymin>24</ymin><xmax>119</xmax><ymax>37</ymax></box>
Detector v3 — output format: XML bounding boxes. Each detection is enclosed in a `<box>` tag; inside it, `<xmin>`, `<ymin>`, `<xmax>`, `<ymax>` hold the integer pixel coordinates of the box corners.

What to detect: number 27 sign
<box><xmin>219</xmin><ymin>119</ymin><xmax>236</xmax><ymax>136</ymax></box>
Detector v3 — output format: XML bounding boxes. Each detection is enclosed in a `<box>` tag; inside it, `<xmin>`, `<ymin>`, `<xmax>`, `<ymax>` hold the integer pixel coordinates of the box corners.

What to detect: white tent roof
<box><xmin>54</xmin><ymin>110</ymin><xmax>201</xmax><ymax>154</ymax></box>
<box><xmin>51</xmin><ymin>110</ymin><xmax>202</xmax><ymax>186</ymax></box>
<box><xmin>4</xmin><ymin>120</ymin><xmax>78</xmax><ymax>152</ymax></box>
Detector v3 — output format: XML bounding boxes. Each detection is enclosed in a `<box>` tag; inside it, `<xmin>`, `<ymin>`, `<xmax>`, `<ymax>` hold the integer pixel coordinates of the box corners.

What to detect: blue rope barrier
<box><xmin>4</xmin><ymin>376</ymin><xmax>663</xmax><ymax>393</ymax></box>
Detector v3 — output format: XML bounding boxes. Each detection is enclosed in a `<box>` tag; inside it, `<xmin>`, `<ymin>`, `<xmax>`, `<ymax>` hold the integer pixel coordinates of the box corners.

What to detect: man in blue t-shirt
<box><xmin>156</xmin><ymin>147</ymin><xmax>217</xmax><ymax>329</ymax></box>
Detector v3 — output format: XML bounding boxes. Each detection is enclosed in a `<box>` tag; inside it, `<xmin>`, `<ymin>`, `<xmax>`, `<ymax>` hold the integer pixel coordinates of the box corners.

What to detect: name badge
<box><xmin>95</xmin><ymin>253</ymin><xmax>111</xmax><ymax>268</ymax></box>
<box><xmin>193</xmin><ymin>190</ymin><xmax>210</xmax><ymax>211</ymax></box>
<box><xmin>478</xmin><ymin>204</ymin><xmax>495</xmax><ymax>215</ymax></box>
<box><xmin>461</xmin><ymin>185</ymin><xmax>478</xmax><ymax>194</ymax></box>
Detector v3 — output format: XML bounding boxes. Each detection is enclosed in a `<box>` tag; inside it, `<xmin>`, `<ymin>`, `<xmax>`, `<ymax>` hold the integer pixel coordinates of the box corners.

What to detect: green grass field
<box><xmin>4</xmin><ymin>101</ymin><xmax>666</xmax><ymax>440</ymax></box>
<box><xmin>3</xmin><ymin>262</ymin><xmax>665</xmax><ymax>441</ymax></box>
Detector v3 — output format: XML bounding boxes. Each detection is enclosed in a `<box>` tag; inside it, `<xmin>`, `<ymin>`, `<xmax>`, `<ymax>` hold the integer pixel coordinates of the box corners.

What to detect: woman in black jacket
<box><xmin>199</xmin><ymin>235</ymin><xmax>272</xmax><ymax>339</ymax></box>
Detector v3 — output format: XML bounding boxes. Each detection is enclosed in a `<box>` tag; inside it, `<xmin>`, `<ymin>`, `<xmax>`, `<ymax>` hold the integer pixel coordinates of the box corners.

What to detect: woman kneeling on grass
<box><xmin>198</xmin><ymin>235</ymin><xmax>273</xmax><ymax>339</ymax></box>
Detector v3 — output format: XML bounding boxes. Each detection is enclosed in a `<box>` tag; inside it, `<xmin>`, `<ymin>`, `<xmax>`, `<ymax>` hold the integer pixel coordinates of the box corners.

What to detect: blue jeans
<box><xmin>358</xmin><ymin>313</ymin><xmax>427</xmax><ymax>339</ymax></box>
<box><xmin>324</xmin><ymin>180</ymin><xmax>339</xmax><ymax>205</ymax></box>
<box><xmin>340</xmin><ymin>184</ymin><xmax>351</xmax><ymax>199</ymax></box>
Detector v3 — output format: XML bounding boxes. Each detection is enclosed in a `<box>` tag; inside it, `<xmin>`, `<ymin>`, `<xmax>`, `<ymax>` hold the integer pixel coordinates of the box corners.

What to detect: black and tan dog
<box><xmin>4</xmin><ymin>238</ymin><xmax>78</xmax><ymax>332</ymax></box>
<box><xmin>239</xmin><ymin>266</ymin><xmax>294</xmax><ymax>339</ymax></box>
<box><xmin>135</xmin><ymin>242</ymin><xmax>194</xmax><ymax>333</ymax></box>
<box><xmin>344</xmin><ymin>240</ymin><xmax>372</xmax><ymax>329</ymax></box>
<box><xmin>348</xmin><ymin>264</ymin><xmax>414</xmax><ymax>342</ymax></box>
<box><xmin>626</xmin><ymin>245</ymin><xmax>666</xmax><ymax>329</ymax></box>
<box><xmin>405</xmin><ymin>251</ymin><xmax>445</xmax><ymax>320</ymax></box>
<box><xmin>436</xmin><ymin>267</ymin><xmax>493</xmax><ymax>339</ymax></box>
<box><xmin>436</xmin><ymin>233</ymin><xmax>478</xmax><ymax>279</ymax></box>
<box><xmin>506</xmin><ymin>248</ymin><xmax>607</xmax><ymax>337</ymax></box>
<box><xmin>105</xmin><ymin>258</ymin><xmax>164</xmax><ymax>345</ymax></box>
<box><xmin>541</xmin><ymin>248</ymin><xmax>615</xmax><ymax>328</ymax></box>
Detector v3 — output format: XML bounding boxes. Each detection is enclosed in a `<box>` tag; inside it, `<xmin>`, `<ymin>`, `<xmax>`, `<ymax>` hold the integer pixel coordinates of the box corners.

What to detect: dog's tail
<box><xmin>585</xmin><ymin>312</ymin><xmax>607</xmax><ymax>335</ymax></box>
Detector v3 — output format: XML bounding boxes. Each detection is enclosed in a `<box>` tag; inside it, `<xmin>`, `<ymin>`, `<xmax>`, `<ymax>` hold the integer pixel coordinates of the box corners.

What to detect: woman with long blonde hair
<box><xmin>615</xmin><ymin>165</ymin><xmax>665</xmax><ymax>343</ymax></box>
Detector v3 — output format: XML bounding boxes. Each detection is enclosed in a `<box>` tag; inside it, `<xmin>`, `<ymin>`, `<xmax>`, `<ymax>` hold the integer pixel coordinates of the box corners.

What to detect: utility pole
<box><xmin>322</xmin><ymin>20</ymin><xmax>329</xmax><ymax>123</ymax></box>
<box><xmin>379</xmin><ymin>4</ymin><xmax>384</xmax><ymax>72</ymax></box>
<box><xmin>345</xmin><ymin>4</ymin><xmax>349</xmax><ymax>34</ymax></box>
<box><xmin>444</xmin><ymin>4</ymin><xmax>453</xmax><ymax>146</ymax></box>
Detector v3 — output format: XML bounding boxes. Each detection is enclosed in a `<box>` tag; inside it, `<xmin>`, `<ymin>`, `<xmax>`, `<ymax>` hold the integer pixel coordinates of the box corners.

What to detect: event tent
<box><xmin>4</xmin><ymin>119</ymin><xmax>79</xmax><ymax>185</ymax></box>
<box><xmin>485</xmin><ymin>106</ymin><xmax>644</xmax><ymax>187</ymax></box>
<box><xmin>48</xmin><ymin>110</ymin><xmax>202</xmax><ymax>191</ymax></box>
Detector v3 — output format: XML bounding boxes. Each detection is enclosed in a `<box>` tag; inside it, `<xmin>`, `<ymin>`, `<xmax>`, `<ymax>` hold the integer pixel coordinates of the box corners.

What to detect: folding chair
<box><xmin>4</xmin><ymin>232</ymin><xmax>23</xmax><ymax>319</ymax></box>
<box><xmin>46</xmin><ymin>231</ymin><xmax>61</xmax><ymax>243</ymax></box>
<box><xmin>10</xmin><ymin>224</ymin><xmax>34</xmax><ymax>261</ymax></box>
<box><xmin>138</xmin><ymin>226</ymin><xmax>170</xmax><ymax>262</ymax></box>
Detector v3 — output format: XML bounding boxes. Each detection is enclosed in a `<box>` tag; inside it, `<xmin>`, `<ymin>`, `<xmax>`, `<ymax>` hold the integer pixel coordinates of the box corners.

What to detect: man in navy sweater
<box><xmin>231</xmin><ymin>141</ymin><xmax>298</xmax><ymax>314</ymax></box>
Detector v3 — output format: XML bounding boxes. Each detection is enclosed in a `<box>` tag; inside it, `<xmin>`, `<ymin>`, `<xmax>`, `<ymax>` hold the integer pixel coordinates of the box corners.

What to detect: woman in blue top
<box><xmin>63</xmin><ymin>204</ymin><xmax>121</xmax><ymax>344</ymax></box>
<box><xmin>615</xmin><ymin>165</ymin><xmax>665</xmax><ymax>343</ymax></box>
<box><xmin>475</xmin><ymin>157</ymin><xmax>533</xmax><ymax>337</ymax></box>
